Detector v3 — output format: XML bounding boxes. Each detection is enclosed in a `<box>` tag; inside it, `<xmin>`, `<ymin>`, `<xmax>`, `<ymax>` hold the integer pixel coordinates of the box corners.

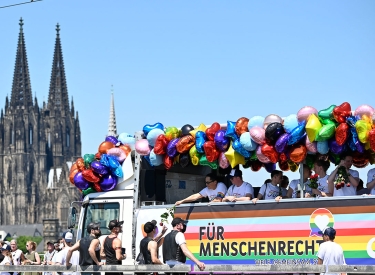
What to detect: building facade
<box><xmin>0</xmin><ymin>19</ymin><xmax>81</xmax><ymax>229</ymax></box>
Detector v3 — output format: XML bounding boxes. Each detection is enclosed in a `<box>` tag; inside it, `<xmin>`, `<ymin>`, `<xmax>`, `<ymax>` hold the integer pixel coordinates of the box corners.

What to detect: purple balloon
<box><xmin>275</xmin><ymin>133</ymin><xmax>290</xmax><ymax>153</ymax></box>
<box><xmin>74</xmin><ymin>172</ymin><xmax>90</xmax><ymax>190</ymax></box>
<box><xmin>264</xmin><ymin>162</ymin><xmax>276</xmax><ymax>173</ymax></box>
<box><xmin>101</xmin><ymin>174</ymin><xmax>118</xmax><ymax>192</ymax></box>
<box><xmin>91</xmin><ymin>161</ymin><xmax>109</xmax><ymax>175</ymax></box>
<box><xmin>214</xmin><ymin>130</ymin><xmax>230</xmax><ymax>152</ymax></box>
<box><xmin>105</xmin><ymin>135</ymin><xmax>119</xmax><ymax>145</ymax></box>
<box><xmin>167</xmin><ymin>138</ymin><xmax>180</xmax><ymax>158</ymax></box>
<box><xmin>329</xmin><ymin>140</ymin><xmax>345</xmax><ymax>155</ymax></box>
<box><xmin>355</xmin><ymin>139</ymin><xmax>365</xmax><ymax>153</ymax></box>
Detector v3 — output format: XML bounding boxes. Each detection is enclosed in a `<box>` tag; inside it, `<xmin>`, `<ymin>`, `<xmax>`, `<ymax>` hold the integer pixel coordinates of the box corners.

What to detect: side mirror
<box><xmin>67</xmin><ymin>206</ymin><xmax>77</xmax><ymax>229</ymax></box>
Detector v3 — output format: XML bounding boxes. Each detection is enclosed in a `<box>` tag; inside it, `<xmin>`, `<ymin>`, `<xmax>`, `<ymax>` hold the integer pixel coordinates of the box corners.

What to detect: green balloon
<box><xmin>315</xmin><ymin>123</ymin><xmax>336</xmax><ymax>141</ymax></box>
<box><xmin>82</xmin><ymin>186</ymin><xmax>95</xmax><ymax>196</ymax></box>
<box><xmin>84</xmin><ymin>154</ymin><xmax>96</xmax><ymax>168</ymax></box>
<box><xmin>243</xmin><ymin>158</ymin><xmax>251</xmax><ymax>169</ymax></box>
<box><xmin>305</xmin><ymin>154</ymin><xmax>315</xmax><ymax>169</ymax></box>
<box><xmin>199</xmin><ymin>155</ymin><xmax>218</xmax><ymax>169</ymax></box>
<box><xmin>318</xmin><ymin>105</ymin><xmax>336</xmax><ymax>120</ymax></box>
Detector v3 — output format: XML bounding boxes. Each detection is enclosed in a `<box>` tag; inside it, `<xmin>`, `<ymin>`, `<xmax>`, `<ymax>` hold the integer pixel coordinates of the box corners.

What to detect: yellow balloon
<box><xmin>355</xmin><ymin>120</ymin><xmax>371</xmax><ymax>143</ymax></box>
<box><xmin>305</xmin><ymin>114</ymin><xmax>322</xmax><ymax>142</ymax></box>
<box><xmin>287</xmin><ymin>160</ymin><xmax>299</xmax><ymax>172</ymax></box>
<box><xmin>189</xmin><ymin>145</ymin><xmax>201</xmax><ymax>166</ymax></box>
<box><xmin>189</xmin><ymin>123</ymin><xmax>207</xmax><ymax>138</ymax></box>
<box><xmin>224</xmin><ymin>142</ymin><xmax>245</xmax><ymax>168</ymax></box>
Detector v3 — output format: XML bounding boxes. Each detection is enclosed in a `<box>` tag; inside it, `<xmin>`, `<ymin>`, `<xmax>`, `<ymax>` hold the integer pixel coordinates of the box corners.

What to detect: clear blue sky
<box><xmin>1</xmin><ymin>0</ymin><xmax>374</xmax><ymax>186</ymax></box>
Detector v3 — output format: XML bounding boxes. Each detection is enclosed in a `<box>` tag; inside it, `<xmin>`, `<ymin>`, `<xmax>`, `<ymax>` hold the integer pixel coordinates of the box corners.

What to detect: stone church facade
<box><xmin>0</xmin><ymin>18</ymin><xmax>81</xmax><ymax>229</ymax></box>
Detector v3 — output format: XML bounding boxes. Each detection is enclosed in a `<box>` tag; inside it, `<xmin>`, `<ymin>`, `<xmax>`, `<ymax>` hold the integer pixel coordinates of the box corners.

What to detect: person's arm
<box><xmin>367</xmin><ymin>170</ymin><xmax>375</xmax><ymax>190</ymax></box>
<box><xmin>317</xmin><ymin>257</ymin><xmax>323</xmax><ymax>264</ymax></box>
<box><xmin>348</xmin><ymin>172</ymin><xmax>359</xmax><ymax>187</ymax></box>
<box><xmin>286</xmin><ymin>187</ymin><xmax>294</xmax><ymax>198</ymax></box>
<box><xmin>234</xmin><ymin>195</ymin><xmax>251</xmax><ymax>201</ymax></box>
<box><xmin>328</xmin><ymin>165</ymin><xmax>340</xmax><ymax>194</ymax></box>
<box><xmin>66</xmin><ymin>241</ymin><xmax>80</xmax><ymax>266</ymax></box>
<box><xmin>154</xmin><ymin>225</ymin><xmax>167</xmax><ymax>242</ymax></box>
<box><xmin>34</xmin><ymin>252</ymin><xmax>41</xmax><ymax>265</ymax></box>
<box><xmin>112</xmin><ymin>238</ymin><xmax>126</xmax><ymax>261</ymax></box>
<box><xmin>180</xmin><ymin>243</ymin><xmax>205</xmax><ymax>270</ymax></box>
<box><xmin>175</xmin><ymin>193</ymin><xmax>203</xmax><ymax>206</ymax></box>
<box><xmin>88</xmin><ymin>239</ymin><xmax>103</xmax><ymax>265</ymax></box>
<box><xmin>100</xmin><ymin>237</ymin><xmax>106</xmax><ymax>259</ymax></box>
<box><xmin>148</xmin><ymin>241</ymin><xmax>163</xmax><ymax>264</ymax></box>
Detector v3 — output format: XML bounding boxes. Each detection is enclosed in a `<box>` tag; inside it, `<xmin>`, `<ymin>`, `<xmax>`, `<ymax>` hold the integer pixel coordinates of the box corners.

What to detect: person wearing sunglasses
<box><xmin>223</xmin><ymin>169</ymin><xmax>254</xmax><ymax>202</ymax></box>
<box><xmin>175</xmin><ymin>173</ymin><xmax>227</xmax><ymax>206</ymax></box>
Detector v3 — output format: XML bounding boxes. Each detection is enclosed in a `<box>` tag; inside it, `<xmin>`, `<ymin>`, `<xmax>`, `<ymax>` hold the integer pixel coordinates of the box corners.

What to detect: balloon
<box><xmin>135</xmin><ymin>139</ymin><xmax>151</xmax><ymax>156</ymax></box>
<box><xmin>95</xmin><ymin>152</ymin><xmax>102</xmax><ymax>160</ymax></box>
<box><xmin>256</xmin><ymin>146</ymin><xmax>271</xmax><ymax>163</ymax></box>
<box><xmin>118</xmin><ymin>133</ymin><xmax>135</xmax><ymax>149</ymax></box>
<box><xmin>101</xmin><ymin>174</ymin><xmax>118</xmax><ymax>191</ymax></box>
<box><xmin>283</xmin><ymin>114</ymin><xmax>299</xmax><ymax>134</ymax></box>
<box><xmin>279</xmin><ymin>152</ymin><xmax>288</xmax><ymax>162</ymax></box>
<box><xmin>118</xmin><ymin>144</ymin><xmax>132</xmax><ymax>157</ymax></box>
<box><xmin>369</xmin><ymin>129</ymin><xmax>375</xmax><ymax>152</ymax></box>
<box><xmin>205</xmin><ymin>122</ymin><xmax>221</xmax><ymax>141</ymax></box>
<box><xmin>305</xmin><ymin>138</ymin><xmax>317</xmax><ymax>154</ymax></box>
<box><xmin>305</xmin><ymin>114</ymin><xmax>322</xmax><ymax>142</ymax></box>
<box><xmin>278</xmin><ymin>160</ymin><xmax>290</xmax><ymax>171</ymax></box>
<box><xmin>179</xmin><ymin>152</ymin><xmax>190</xmax><ymax>168</ymax></box>
<box><xmin>315</xmin><ymin>121</ymin><xmax>336</xmax><ymax>141</ymax></box>
<box><xmin>83</xmin><ymin>154</ymin><xmax>96</xmax><ymax>168</ymax></box>
<box><xmin>218</xmin><ymin>152</ymin><xmax>230</xmax><ymax>169</ymax></box>
<box><xmin>91</xmin><ymin>161</ymin><xmax>109</xmax><ymax>175</ymax></box>
<box><xmin>263</xmin><ymin>114</ymin><xmax>283</xmax><ymax>129</ymax></box>
<box><xmin>333</xmin><ymin>102</ymin><xmax>351</xmax><ymax>123</ymax></box>
<box><xmin>225</xmin><ymin>121</ymin><xmax>238</xmax><ymax>140</ymax></box>
<box><xmin>190</xmin><ymin>123</ymin><xmax>207</xmax><ymax>138</ymax></box>
<box><xmin>203</xmin><ymin>141</ymin><xmax>220</xmax><ymax>162</ymax></box>
<box><xmin>82</xmin><ymin>186</ymin><xmax>96</xmax><ymax>196</ymax></box>
<box><xmin>105</xmin><ymin>136</ymin><xmax>119</xmax><ymax>145</ymax></box>
<box><xmin>239</xmin><ymin>132</ymin><xmax>257</xmax><ymax>151</ymax></box>
<box><xmin>107</xmin><ymin>148</ymin><xmax>127</xmax><ymax>163</ymax></box>
<box><xmin>76</xmin><ymin>158</ymin><xmax>85</xmax><ymax>171</ymax></box>
<box><xmin>297</xmin><ymin>106</ymin><xmax>318</xmax><ymax>122</ymax></box>
<box><xmin>288</xmin><ymin>160</ymin><xmax>299</xmax><ymax>172</ymax></box>
<box><xmin>250</xmin><ymin>160</ymin><xmax>263</xmax><ymax>172</ymax></box>
<box><xmin>149</xmin><ymin>149</ymin><xmax>163</xmax><ymax>166</ymax></box>
<box><xmin>250</xmin><ymin>126</ymin><xmax>266</xmax><ymax>145</ymax></box>
<box><xmin>167</xmin><ymin>138</ymin><xmax>180</xmax><ymax>158</ymax></box>
<box><xmin>305</xmin><ymin>154</ymin><xmax>315</xmax><ymax>169</ymax></box>
<box><xmin>214</xmin><ymin>130</ymin><xmax>230</xmax><ymax>152</ymax></box>
<box><xmin>261</xmin><ymin>144</ymin><xmax>278</xmax><ymax>163</ymax></box>
<box><xmin>352</xmin><ymin>151</ymin><xmax>369</xmax><ymax>168</ymax></box>
<box><xmin>355</xmin><ymin>119</ymin><xmax>371</xmax><ymax>143</ymax></box>
<box><xmin>69</xmin><ymin>163</ymin><xmax>79</xmax><ymax>184</ymax></box>
<box><xmin>98</xmin><ymin>141</ymin><xmax>115</xmax><ymax>154</ymax></box>
<box><xmin>232</xmin><ymin>138</ymin><xmax>250</xmax><ymax>158</ymax></box>
<box><xmin>165</xmin><ymin>127</ymin><xmax>180</xmax><ymax>141</ymax></box>
<box><xmin>224</xmin><ymin>143</ymin><xmax>245</xmax><ymax>167</ymax></box>
<box><xmin>335</xmin><ymin>123</ymin><xmax>349</xmax><ymax>145</ymax></box>
<box><xmin>154</xmin><ymin>134</ymin><xmax>168</xmax><ymax>155</ymax></box>
<box><xmin>147</xmin><ymin>128</ymin><xmax>165</xmax><ymax>147</ymax></box>
<box><xmin>92</xmin><ymin>182</ymin><xmax>102</xmax><ymax>192</ymax></box>
<box><xmin>74</xmin><ymin>172</ymin><xmax>90</xmax><ymax>190</ymax></box>
<box><xmin>199</xmin><ymin>155</ymin><xmax>218</xmax><ymax>169</ymax></box>
<box><xmin>189</xmin><ymin>146</ymin><xmax>201</xmax><ymax>166</ymax></box>
<box><xmin>287</xmin><ymin>122</ymin><xmax>306</xmax><ymax>145</ymax></box>
<box><xmin>164</xmin><ymin>155</ymin><xmax>174</xmax><ymax>170</ymax></box>
<box><xmin>275</xmin><ymin>133</ymin><xmax>290</xmax><ymax>153</ymax></box>
<box><xmin>176</xmin><ymin>135</ymin><xmax>195</xmax><ymax>153</ymax></box>
<box><xmin>235</xmin><ymin>117</ymin><xmax>249</xmax><ymax>136</ymax></box>
<box><xmin>107</xmin><ymin>155</ymin><xmax>120</xmax><ymax>170</ymax></box>
<box><xmin>265</xmin><ymin>122</ymin><xmax>285</xmax><ymax>145</ymax></box>
<box><xmin>143</xmin><ymin>123</ymin><xmax>164</xmax><ymax>137</ymax></box>
<box><xmin>195</xmin><ymin>131</ymin><xmax>207</xmax><ymax>154</ymax></box>
<box><xmin>349</xmin><ymin>126</ymin><xmax>364</xmax><ymax>153</ymax></box>
<box><xmin>264</xmin><ymin>163</ymin><xmax>276</xmax><ymax>173</ymax></box>
<box><xmin>181</xmin><ymin>124</ymin><xmax>194</xmax><ymax>136</ymax></box>
<box><xmin>317</xmin><ymin>141</ymin><xmax>329</xmax><ymax>154</ymax></box>
<box><xmin>329</xmin><ymin>140</ymin><xmax>346</xmax><ymax>155</ymax></box>
<box><xmin>248</xmin><ymin>116</ymin><xmax>264</xmax><ymax>129</ymax></box>
<box><xmin>354</xmin><ymin>104</ymin><xmax>374</xmax><ymax>118</ymax></box>
<box><xmin>318</xmin><ymin>105</ymin><xmax>336</xmax><ymax>120</ymax></box>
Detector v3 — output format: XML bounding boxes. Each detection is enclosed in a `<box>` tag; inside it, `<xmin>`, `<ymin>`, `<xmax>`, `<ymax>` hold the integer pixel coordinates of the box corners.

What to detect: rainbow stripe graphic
<box><xmin>175</xmin><ymin>197</ymin><xmax>375</xmax><ymax>265</ymax></box>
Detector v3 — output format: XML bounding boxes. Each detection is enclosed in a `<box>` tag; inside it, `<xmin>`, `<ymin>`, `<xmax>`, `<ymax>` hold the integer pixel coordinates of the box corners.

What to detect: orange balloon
<box><xmin>279</xmin><ymin>160</ymin><xmax>290</xmax><ymax>171</ymax></box>
<box><xmin>69</xmin><ymin>163</ymin><xmax>79</xmax><ymax>184</ymax></box>
<box><xmin>352</xmin><ymin>152</ymin><xmax>369</xmax><ymax>168</ymax></box>
<box><xmin>76</xmin><ymin>158</ymin><xmax>85</xmax><ymax>171</ymax></box>
<box><xmin>98</xmin><ymin>141</ymin><xmax>115</xmax><ymax>154</ymax></box>
<box><xmin>95</xmin><ymin>152</ymin><xmax>102</xmax><ymax>160</ymax></box>
<box><xmin>235</xmin><ymin>117</ymin><xmax>249</xmax><ymax>136</ymax></box>
<box><xmin>176</xmin><ymin>135</ymin><xmax>195</xmax><ymax>153</ymax></box>
<box><xmin>261</xmin><ymin>143</ymin><xmax>279</xmax><ymax>163</ymax></box>
<box><xmin>290</xmin><ymin>145</ymin><xmax>307</xmax><ymax>163</ymax></box>
<box><xmin>118</xmin><ymin>144</ymin><xmax>132</xmax><ymax>157</ymax></box>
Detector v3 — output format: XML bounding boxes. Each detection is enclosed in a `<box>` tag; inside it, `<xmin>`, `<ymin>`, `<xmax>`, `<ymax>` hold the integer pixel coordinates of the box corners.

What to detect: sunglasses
<box><xmin>205</xmin><ymin>180</ymin><xmax>214</xmax><ymax>185</ymax></box>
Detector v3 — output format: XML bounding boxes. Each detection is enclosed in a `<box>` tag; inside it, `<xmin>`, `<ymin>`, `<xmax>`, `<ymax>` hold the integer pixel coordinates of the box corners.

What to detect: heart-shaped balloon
<box><xmin>318</xmin><ymin>104</ymin><xmax>336</xmax><ymax>120</ymax></box>
<box><xmin>165</xmin><ymin>127</ymin><xmax>180</xmax><ymax>141</ymax></box>
<box><xmin>214</xmin><ymin>130</ymin><xmax>230</xmax><ymax>152</ymax></box>
<box><xmin>149</xmin><ymin>149</ymin><xmax>164</xmax><ymax>166</ymax></box>
<box><xmin>195</xmin><ymin>131</ymin><xmax>207</xmax><ymax>154</ymax></box>
<box><xmin>167</xmin><ymin>138</ymin><xmax>180</xmax><ymax>158</ymax></box>
<box><xmin>105</xmin><ymin>136</ymin><xmax>119</xmax><ymax>145</ymax></box>
<box><xmin>135</xmin><ymin>139</ymin><xmax>151</xmax><ymax>156</ymax></box>
<box><xmin>147</xmin><ymin>128</ymin><xmax>165</xmax><ymax>147</ymax></box>
<box><xmin>189</xmin><ymin>146</ymin><xmax>202</xmax><ymax>166</ymax></box>
<box><xmin>91</xmin><ymin>161</ymin><xmax>109</xmax><ymax>175</ymax></box>
<box><xmin>154</xmin><ymin>134</ymin><xmax>168</xmax><ymax>155</ymax></box>
<box><xmin>199</xmin><ymin>155</ymin><xmax>218</xmax><ymax>169</ymax></box>
<box><xmin>261</xmin><ymin>144</ymin><xmax>278</xmax><ymax>163</ymax></box>
<box><xmin>203</xmin><ymin>141</ymin><xmax>220</xmax><ymax>162</ymax></box>
<box><xmin>118</xmin><ymin>144</ymin><xmax>132</xmax><ymax>157</ymax></box>
<box><xmin>205</xmin><ymin>122</ymin><xmax>221</xmax><ymax>141</ymax></box>
<box><xmin>250</xmin><ymin>126</ymin><xmax>266</xmax><ymax>145</ymax></box>
<box><xmin>143</xmin><ymin>122</ymin><xmax>164</xmax><ymax>137</ymax></box>
<box><xmin>283</xmin><ymin>114</ymin><xmax>299</xmax><ymax>134</ymax></box>
<box><xmin>278</xmin><ymin>160</ymin><xmax>290</xmax><ymax>171</ymax></box>
<box><xmin>317</xmin><ymin>141</ymin><xmax>329</xmax><ymax>154</ymax></box>
<box><xmin>239</xmin><ymin>132</ymin><xmax>257</xmax><ymax>151</ymax></box>
<box><xmin>190</xmin><ymin>123</ymin><xmax>207</xmax><ymax>138</ymax></box>
<box><xmin>369</xmin><ymin>129</ymin><xmax>375</xmax><ymax>152</ymax></box>
<box><xmin>82</xmin><ymin>169</ymin><xmax>101</xmax><ymax>183</ymax></box>
<box><xmin>354</xmin><ymin>104</ymin><xmax>374</xmax><ymax>118</ymax></box>
<box><xmin>264</xmin><ymin>162</ymin><xmax>276</xmax><ymax>173</ymax></box>
<box><xmin>107</xmin><ymin>148</ymin><xmax>127</xmax><ymax>163</ymax></box>
<box><xmin>164</xmin><ymin>155</ymin><xmax>174</xmax><ymax>170</ymax></box>
<box><xmin>335</xmin><ymin>123</ymin><xmax>349</xmax><ymax>145</ymax></box>
<box><xmin>289</xmin><ymin>145</ymin><xmax>307</xmax><ymax>163</ymax></box>
<box><xmin>235</xmin><ymin>117</ymin><xmax>249</xmax><ymax>136</ymax></box>
<box><xmin>305</xmin><ymin>138</ymin><xmax>317</xmax><ymax>154</ymax></box>
<box><xmin>333</xmin><ymin>102</ymin><xmax>351</xmax><ymax>123</ymax></box>
<box><xmin>248</xmin><ymin>116</ymin><xmax>264</xmax><ymax>129</ymax></box>
<box><xmin>176</xmin><ymin>135</ymin><xmax>195</xmax><ymax>153</ymax></box>
<box><xmin>263</xmin><ymin>114</ymin><xmax>283</xmax><ymax>129</ymax></box>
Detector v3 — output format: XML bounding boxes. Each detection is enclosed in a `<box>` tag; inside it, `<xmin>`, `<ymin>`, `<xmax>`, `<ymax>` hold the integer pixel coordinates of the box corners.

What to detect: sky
<box><xmin>1</xmin><ymin>0</ymin><xmax>374</xmax><ymax>187</ymax></box>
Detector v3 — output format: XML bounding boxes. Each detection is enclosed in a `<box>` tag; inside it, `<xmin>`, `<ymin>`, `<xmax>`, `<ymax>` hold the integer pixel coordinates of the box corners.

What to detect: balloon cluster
<box><xmin>69</xmin><ymin>133</ymin><xmax>135</xmax><ymax>195</ymax></box>
<box><xmin>135</xmin><ymin>103</ymin><xmax>375</xmax><ymax>173</ymax></box>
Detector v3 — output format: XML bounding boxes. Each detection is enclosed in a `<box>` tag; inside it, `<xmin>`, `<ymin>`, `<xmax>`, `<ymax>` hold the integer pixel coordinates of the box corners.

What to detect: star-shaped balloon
<box><xmin>190</xmin><ymin>123</ymin><xmax>207</xmax><ymax>138</ymax></box>
<box><xmin>224</xmin><ymin>142</ymin><xmax>245</xmax><ymax>168</ymax></box>
<box><xmin>225</xmin><ymin>121</ymin><xmax>238</xmax><ymax>140</ymax></box>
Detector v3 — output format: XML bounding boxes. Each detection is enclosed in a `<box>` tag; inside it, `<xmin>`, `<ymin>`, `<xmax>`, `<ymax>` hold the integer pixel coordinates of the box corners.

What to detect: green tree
<box><xmin>10</xmin><ymin>236</ymin><xmax>43</xmax><ymax>254</ymax></box>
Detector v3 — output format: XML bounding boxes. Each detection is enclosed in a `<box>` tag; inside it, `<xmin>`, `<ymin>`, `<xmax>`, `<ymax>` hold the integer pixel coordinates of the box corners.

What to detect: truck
<box><xmin>68</xmin><ymin>119</ymin><xmax>375</xmax><ymax>269</ymax></box>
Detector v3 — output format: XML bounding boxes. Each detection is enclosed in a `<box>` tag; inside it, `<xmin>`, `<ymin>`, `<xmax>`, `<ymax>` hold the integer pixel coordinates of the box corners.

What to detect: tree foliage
<box><xmin>9</xmin><ymin>236</ymin><xmax>43</xmax><ymax>254</ymax></box>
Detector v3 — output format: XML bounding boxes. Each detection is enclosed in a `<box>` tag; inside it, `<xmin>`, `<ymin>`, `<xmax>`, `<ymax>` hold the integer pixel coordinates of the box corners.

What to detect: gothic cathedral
<box><xmin>0</xmin><ymin>19</ymin><xmax>81</xmax><ymax>228</ymax></box>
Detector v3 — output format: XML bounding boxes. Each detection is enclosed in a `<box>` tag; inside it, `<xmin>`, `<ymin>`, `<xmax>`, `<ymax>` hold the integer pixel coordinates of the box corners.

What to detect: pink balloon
<box><xmin>256</xmin><ymin>146</ymin><xmax>271</xmax><ymax>163</ymax></box>
<box><xmin>250</xmin><ymin>126</ymin><xmax>265</xmax><ymax>145</ymax></box>
<box><xmin>107</xmin><ymin>147</ymin><xmax>127</xmax><ymax>163</ymax></box>
<box><xmin>218</xmin><ymin>152</ymin><xmax>229</xmax><ymax>169</ymax></box>
<box><xmin>297</xmin><ymin>106</ymin><xmax>318</xmax><ymax>122</ymax></box>
<box><xmin>305</xmin><ymin>138</ymin><xmax>317</xmax><ymax>153</ymax></box>
<box><xmin>135</xmin><ymin>139</ymin><xmax>151</xmax><ymax>156</ymax></box>
<box><xmin>354</xmin><ymin>104</ymin><xmax>374</xmax><ymax>118</ymax></box>
<box><xmin>263</xmin><ymin>114</ymin><xmax>283</xmax><ymax>129</ymax></box>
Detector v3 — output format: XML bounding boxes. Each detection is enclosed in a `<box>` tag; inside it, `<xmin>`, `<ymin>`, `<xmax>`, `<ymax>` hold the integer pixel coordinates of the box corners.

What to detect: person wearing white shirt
<box><xmin>284</xmin><ymin>165</ymin><xmax>312</xmax><ymax>199</ymax></box>
<box><xmin>253</xmin><ymin>170</ymin><xmax>282</xmax><ymax>203</ymax></box>
<box><xmin>306</xmin><ymin>160</ymin><xmax>332</xmax><ymax>198</ymax></box>
<box><xmin>175</xmin><ymin>173</ymin><xmax>227</xmax><ymax>205</ymax></box>
<box><xmin>328</xmin><ymin>154</ymin><xmax>359</xmax><ymax>197</ymax></box>
<box><xmin>366</xmin><ymin>167</ymin><xmax>375</xmax><ymax>195</ymax></box>
<box><xmin>55</xmin><ymin>232</ymin><xmax>78</xmax><ymax>275</ymax></box>
<box><xmin>223</xmin><ymin>169</ymin><xmax>254</xmax><ymax>202</ymax></box>
<box><xmin>1</xmin><ymin>244</ymin><xmax>13</xmax><ymax>275</ymax></box>
<box><xmin>317</xmin><ymin>227</ymin><xmax>346</xmax><ymax>275</ymax></box>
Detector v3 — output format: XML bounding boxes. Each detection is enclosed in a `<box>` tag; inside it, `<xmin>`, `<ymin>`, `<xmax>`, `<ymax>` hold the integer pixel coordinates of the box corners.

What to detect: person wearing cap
<box><xmin>253</xmin><ymin>170</ymin><xmax>283</xmax><ymax>203</ymax></box>
<box><xmin>223</xmin><ymin>169</ymin><xmax>254</xmax><ymax>202</ymax></box>
<box><xmin>100</xmin><ymin>220</ymin><xmax>125</xmax><ymax>275</ymax></box>
<box><xmin>317</xmin><ymin>227</ymin><xmax>346</xmax><ymax>275</ymax></box>
<box><xmin>1</xmin><ymin>244</ymin><xmax>13</xmax><ymax>275</ymax></box>
<box><xmin>41</xmin><ymin>241</ymin><xmax>56</xmax><ymax>275</ymax></box>
<box><xmin>66</xmin><ymin>222</ymin><xmax>103</xmax><ymax>271</ymax></box>
<box><xmin>55</xmin><ymin>231</ymin><xmax>79</xmax><ymax>275</ymax></box>
<box><xmin>162</xmin><ymin>217</ymin><xmax>205</xmax><ymax>272</ymax></box>
<box><xmin>139</xmin><ymin>221</ymin><xmax>164</xmax><ymax>265</ymax></box>
<box><xmin>175</xmin><ymin>173</ymin><xmax>227</xmax><ymax>206</ymax></box>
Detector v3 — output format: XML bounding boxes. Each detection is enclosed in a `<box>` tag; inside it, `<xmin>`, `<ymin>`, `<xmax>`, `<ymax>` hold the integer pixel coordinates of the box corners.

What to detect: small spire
<box><xmin>56</xmin><ymin>23</ymin><xmax>60</xmax><ymax>36</ymax></box>
<box><xmin>107</xmin><ymin>87</ymin><xmax>117</xmax><ymax>137</ymax></box>
<box><xmin>19</xmin><ymin>18</ymin><xmax>24</xmax><ymax>30</ymax></box>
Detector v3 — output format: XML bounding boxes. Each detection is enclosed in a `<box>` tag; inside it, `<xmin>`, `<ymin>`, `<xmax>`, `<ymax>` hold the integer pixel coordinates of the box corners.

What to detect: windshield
<box><xmin>82</xmin><ymin>202</ymin><xmax>120</xmax><ymax>237</ymax></box>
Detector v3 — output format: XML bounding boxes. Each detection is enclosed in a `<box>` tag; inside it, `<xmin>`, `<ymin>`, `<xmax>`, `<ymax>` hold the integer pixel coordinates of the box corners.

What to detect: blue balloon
<box><xmin>225</xmin><ymin>121</ymin><xmax>238</xmax><ymax>140</ymax></box>
<box><xmin>195</xmin><ymin>131</ymin><xmax>206</xmax><ymax>154</ymax></box>
<box><xmin>105</xmin><ymin>136</ymin><xmax>119</xmax><ymax>145</ymax></box>
<box><xmin>232</xmin><ymin>138</ymin><xmax>250</xmax><ymax>158</ymax></box>
<box><xmin>112</xmin><ymin>166</ymin><xmax>123</xmax><ymax>178</ymax></box>
<box><xmin>147</xmin><ymin>128</ymin><xmax>165</xmax><ymax>147</ymax></box>
<box><xmin>143</xmin><ymin>123</ymin><xmax>164</xmax><ymax>137</ymax></box>
<box><xmin>248</xmin><ymin>116</ymin><xmax>264</xmax><ymax>129</ymax></box>
<box><xmin>317</xmin><ymin>141</ymin><xmax>329</xmax><ymax>154</ymax></box>
<box><xmin>283</xmin><ymin>114</ymin><xmax>299</xmax><ymax>134</ymax></box>
<box><xmin>100</xmin><ymin>154</ymin><xmax>110</xmax><ymax>167</ymax></box>
<box><xmin>118</xmin><ymin>133</ymin><xmax>135</xmax><ymax>149</ymax></box>
<box><xmin>108</xmin><ymin>155</ymin><xmax>120</xmax><ymax>169</ymax></box>
<box><xmin>239</xmin><ymin>132</ymin><xmax>257</xmax><ymax>151</ymax></box>
<box><xmin>287</xmin><ymin>122</ymin><xmax>306</xmax><ymax>145</ymax></box>
<box><xmin>149</xmin><ymin>149</ymin><xmax>163</xmax><ymax>166</ymax></box>
<box><xmin>329</xmin><ymin>140</ymin><xmax>347</xmax><ymax>155</ymax></box>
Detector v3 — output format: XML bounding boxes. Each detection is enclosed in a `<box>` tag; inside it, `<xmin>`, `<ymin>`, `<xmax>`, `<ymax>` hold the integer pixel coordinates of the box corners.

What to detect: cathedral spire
<box><xmin>107</xmin><ymin>89</ymin><xmax>117</xmax><ymax>137</ymax></box>
<box><xmin>10</xmin><ymin>18</ymin><xmax>33</xmax><ymax>110</ymax></box>
<box><xmin>47</xmin><ymin>23</ymin><xmax>69</xmax><ymax>116</ymax></box>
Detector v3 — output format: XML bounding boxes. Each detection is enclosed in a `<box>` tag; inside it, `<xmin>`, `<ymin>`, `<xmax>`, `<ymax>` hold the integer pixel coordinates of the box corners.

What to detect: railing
<box><xmin>1</xmin><ymin>264</ymin><xmax>375</xmax><ymax>274</ymax></box>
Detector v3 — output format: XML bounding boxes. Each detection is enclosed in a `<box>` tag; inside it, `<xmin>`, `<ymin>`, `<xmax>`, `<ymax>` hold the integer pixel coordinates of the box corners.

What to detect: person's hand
<box><xmin>224</xmin><ymin>196</ymin><xmax>235</xmax><ymax>202</ymax></box>
<box><xmin>305</xmin><ymin>193</ymin><xmax>311</xmax><ymax>198</ymax></box>
<box><xmin>252</xmin><ymin>198</ymin><xmax>258</xmax><ymax>204</ymax></box>
<box><xmin>312</xmin><ymin>189</ymin><xmax>321</xmax><ymax>195</ymax></box>
<box><xmin>161</xmin><ymin>225</ymin><xmax>168</xmax><ymax>234</ymax></box>
<box><xmin>275</xmin><ymin>196</ymin><xmax>282</xmax><ymax>202</ymax></box>
<box><xmin>175</xmin><ymin>200</ymin><xmax>183</xmax><ymax>206</ymax></box>
<box><xmin>98</xmin><ymin>262</ymin><xmax>104</xmax><ymax>266</ymax></box>
<box><xmin>66</xmin><ymin>263</ymin><xmax>72</xmax><ymax>267</ymax></box>
<box><xmin>122</xmin><ymin>254</ymin><xmax>127</xmax><ymax>259</ymax></box>
<box><xmin>197</xmin><ymin>261</ymin><xmax>205</xmax><ymax>271</ymax></box>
